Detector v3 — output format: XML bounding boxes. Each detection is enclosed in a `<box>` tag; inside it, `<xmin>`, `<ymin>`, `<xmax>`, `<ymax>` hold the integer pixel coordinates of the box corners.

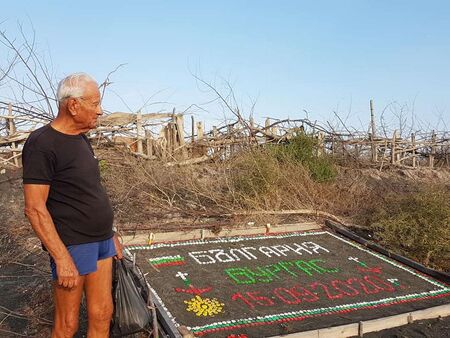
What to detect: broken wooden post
<box><xmin>171</xmin><ymin>123</ymin><xmax>177</xmax><ymax>155</ymax></box>
<box><xmin>391</xmin><ymin>130</ymin><xmax>397</xmax><ymax>165</ymax></box>
<box><xmin>159</xmin><ymin>128</ymin><xmax>167</xmax><ymax>160</ymax></box>
<box><xmin>212</xmin><ymin>125</ymin><xmax>218</xmax><ymax>155</ymax></box>
<box><xmin>175</xmin><ymin>114</ymin><xmax>187</xmax><ymax>159</ymax></box>
<box><xmin>191</xmin><ymin>116</ymin><xmax>195</xmax><ymax>143</ymax></box>
<box><xmin>145</xmin><ymin>130</ymin><xmax>153</xmax><ymax>158</ymax></box>
<box><xmin>396</xmin><ymin>140</ymin><xmax>401</xmax><ymax>163</ymax></box>
<box><xmin>370</xmin><ymin>99</ymin><xmax>377</xmax><ymax>162</ymax></box>
<box><xmin>196</xmin><ymin>121</ymin><xmax>204</xmax><ymax>140</ymax></box>
<box><xmin>228</xmin><ymin>124</ymin><xmax>234</xmax><ymax>156</ymax></box>
<box><xmin>429</xmin><ymin>130</ymin><xmax>436</xmax><ymax>168</ymax></box>
<box><xmin>164</xmin><ymin>123</ymin><xmax>172</xmax><ymax>157</ymax></box>
<box><xmin>170</xmin><ymin>108</ymin><xmax>178</xmax><ymax>157</ymax></box>
<box><xmin>196</xmin><ymin>121</ymin><xmax>206</xmax><ymax>156</ymax></box>
<box><xmin>7</xmin><ymin>104</ymin><xmax>19</xmax><ymax>167</ymax></box>
<box><xmin>136</xmin><ymin>110</ymin><xmax>143</xmax><ymax>154</ymax></box>
<box><xmin>190</xmin><ymin>115</ymin><xmax>195</xmax><ymax>157</ymax></box>
<box><xmin>165</xmin><ymin>124</ymin><xmax>173</xmax><ymax>157</ymax></box>
<box><xmin>411</xmin><ymin>133</ymin><xmax>416</xmax><ymax>168</ymax></box>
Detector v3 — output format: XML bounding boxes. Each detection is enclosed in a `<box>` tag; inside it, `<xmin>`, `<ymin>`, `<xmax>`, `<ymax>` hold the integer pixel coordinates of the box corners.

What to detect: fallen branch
<box><xmin>0</xmin><ymin>328</ymin><xmax>28</xmax><ymax>337</ymax></box>
<box><xmin>164</xmin><ymin>155</ymin><xmax>210</xmax><ymax>167</ymax></box>
<box><xmin>0</xmin><ymin>305</ymin><xmax>52</xmax><ymax>326</ymax></box>
<box><xmin>226</xmin><ymin>209</ymin><xmax>347</xmax><ymax>226</ymax></box>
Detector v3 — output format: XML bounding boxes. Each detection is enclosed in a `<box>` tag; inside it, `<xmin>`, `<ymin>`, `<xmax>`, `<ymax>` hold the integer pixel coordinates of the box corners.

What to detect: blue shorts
<box><xmin>50</xmin><ymin>237</ymin><xmax>116</xmax><ymax>280</ymax></box>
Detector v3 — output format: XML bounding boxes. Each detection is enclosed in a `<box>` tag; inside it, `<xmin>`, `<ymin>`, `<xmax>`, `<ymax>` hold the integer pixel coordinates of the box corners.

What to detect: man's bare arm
<box><xmin>23</xmin><ymin>184</ymin><xmax>79</xmax><ymax>288</ymax></box>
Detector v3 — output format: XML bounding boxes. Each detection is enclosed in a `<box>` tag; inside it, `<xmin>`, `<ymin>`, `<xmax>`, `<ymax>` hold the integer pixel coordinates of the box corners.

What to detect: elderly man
<box><xmin>22</xmin><ymin>73</ymin><xmax>122</xmax><ymax>337</ymax></box>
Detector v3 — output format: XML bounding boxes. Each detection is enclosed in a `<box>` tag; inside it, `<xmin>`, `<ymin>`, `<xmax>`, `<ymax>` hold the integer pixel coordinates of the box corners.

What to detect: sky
<box><xmin>1</xmin><ymin>0</ymin><xmax>449</xmax><ymax>132</ymax></box>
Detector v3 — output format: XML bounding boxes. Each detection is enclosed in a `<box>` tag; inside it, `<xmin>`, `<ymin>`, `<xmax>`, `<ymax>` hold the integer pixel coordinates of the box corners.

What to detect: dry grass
<box><xmin>0</xmin><ymin>175</ymin><xmax>53</xmax><ymax>336</ymax></box>
<box><xmin>365</xmin><ymin>186</ymin><xmax>450</xmax><ymax>270</ymax></box>
<box><xmin>99</xmin><ymin>146</ymin><xmax>375</xmax><ymax>225</ymax></box>
<box><xmin>98</xmin><ymin>144</ymin><xmax>450</xmax><ymax>272</ymax></box>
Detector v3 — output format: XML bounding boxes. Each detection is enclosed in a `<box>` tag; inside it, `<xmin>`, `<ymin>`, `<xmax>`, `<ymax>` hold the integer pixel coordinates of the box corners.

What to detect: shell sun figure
<box><xmin>185</xmin><ymin>295</ymin><xmax>225</xmax><ymax>317</ymax></box>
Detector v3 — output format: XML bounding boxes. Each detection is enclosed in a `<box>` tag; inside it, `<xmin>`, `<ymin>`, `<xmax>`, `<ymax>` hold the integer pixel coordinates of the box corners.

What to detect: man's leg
<box><xmin>52</xmin><ymin>276</ymin><xmax>85</xmax><ymax>338</ymax></box>
<box><xmin>84</xmin><ymin>257</ymin><xmax>114</xmax><ymax>338</ymax></box>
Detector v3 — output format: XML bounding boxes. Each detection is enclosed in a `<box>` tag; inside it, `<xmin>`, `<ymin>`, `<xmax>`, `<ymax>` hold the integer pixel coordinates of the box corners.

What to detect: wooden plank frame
<box><xmin>273</xmin><ymin>304</ymin><xmax>450</xmax><ymax>338</ymax></box>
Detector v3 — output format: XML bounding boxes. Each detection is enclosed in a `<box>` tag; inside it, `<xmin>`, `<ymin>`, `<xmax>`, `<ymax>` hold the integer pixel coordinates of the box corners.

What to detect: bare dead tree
<box><xmin>99</xmin><ymin>63</ymin><xmax>127</xmax><ymax>101</ymax></box>
<box><xmin>192</xmin><ymin>73</ymin><xmax>258</xmax><ymax>144</ymax></box>
<box><xmin>0</xmin><ymin>24</ymin><xmax>57</xmax><ymax>118</ymax></box>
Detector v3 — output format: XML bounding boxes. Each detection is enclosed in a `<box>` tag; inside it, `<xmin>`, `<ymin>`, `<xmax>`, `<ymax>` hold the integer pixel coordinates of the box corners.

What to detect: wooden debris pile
<box><xmin>1</xmin><ymin>101</ymin><xmax>449</xmax><ymax>169</ymax></box>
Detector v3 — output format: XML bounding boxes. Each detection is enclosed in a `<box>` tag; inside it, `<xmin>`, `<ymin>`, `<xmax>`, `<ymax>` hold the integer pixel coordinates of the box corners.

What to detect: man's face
<box><xmin>72</xmin><ymin>82</ymin><xmax>102</xmax><ymax>130</ymax></box>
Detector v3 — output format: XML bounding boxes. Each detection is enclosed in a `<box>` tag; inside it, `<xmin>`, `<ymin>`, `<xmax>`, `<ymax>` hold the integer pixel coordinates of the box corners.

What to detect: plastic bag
<box><xmin>110</xmin><ymin>257</ymin><xmax>152</xmax><ymax>337</ymax></box>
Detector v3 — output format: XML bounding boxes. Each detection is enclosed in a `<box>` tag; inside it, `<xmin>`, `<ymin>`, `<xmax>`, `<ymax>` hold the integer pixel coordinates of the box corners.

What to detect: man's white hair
<box><xmin>57</xmin><ymin>73</ymin><xmax>98</xmax><ymax>103</ymax></box>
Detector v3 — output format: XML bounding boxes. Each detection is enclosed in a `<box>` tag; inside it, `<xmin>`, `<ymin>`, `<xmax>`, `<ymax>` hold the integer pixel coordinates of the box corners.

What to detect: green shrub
<box><xmin>229</xmin><ymin>133</ymin><xmax>337</xmax><ymax>207</ymax></box>
<box><xmin>231</xmin><ymin>150</ymin><xmax>280</xmax><ymax>199</ymax></box>
<box><xmin>307</xmin><ymin>158</ymin><xmax>336</xmax><ymax>182</ymax></box>
<box><xmin>371</xmin><ymin>187</ymin><xmax>450</xmax><ymax>268</ymax></box>
<box><xmin>270</xmin><ymin>133</ymin><xmax>336</xmax><ymax>182</ymax></box>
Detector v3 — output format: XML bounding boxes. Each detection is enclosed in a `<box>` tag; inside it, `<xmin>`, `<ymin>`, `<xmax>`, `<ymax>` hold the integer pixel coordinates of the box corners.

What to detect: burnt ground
<box><xmin>0</xmin><ymin>168</ymin><xmax>56</xmax><ymax>337</ymax></box>
<box><xmin>129</xmin><ymin>232</ymin><xmax>450</xmax><ymax>337</ymax></box>
<box><xmin>0</xmin><ymin>166</ymin><xmax>449</xmax><ymax>337</ymax></box>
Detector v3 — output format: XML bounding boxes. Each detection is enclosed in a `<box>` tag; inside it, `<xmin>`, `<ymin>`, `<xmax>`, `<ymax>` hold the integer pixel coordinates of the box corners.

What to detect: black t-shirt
<box><xmin>22</xmin><ymin>124</ymin><xmax>114</xmax><ymax>245</ymax></box>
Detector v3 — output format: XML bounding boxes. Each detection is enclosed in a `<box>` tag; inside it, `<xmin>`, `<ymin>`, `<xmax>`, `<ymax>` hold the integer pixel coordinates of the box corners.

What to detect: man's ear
<box><xmin>67</xmin><ymin>98</ymin><xmax>79</xmax><ymax>116</ymax></box>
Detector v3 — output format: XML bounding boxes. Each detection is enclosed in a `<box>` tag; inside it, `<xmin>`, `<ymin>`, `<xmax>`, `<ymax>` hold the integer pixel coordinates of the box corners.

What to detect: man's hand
<box><xmin>113</xmin><ymin>233</ymin><xmax>123</xmax><ymax>260</ymax></box>
<box><xmin>55</xmin><ymin>256</ymin><xmax>79</xmax><ymax>288</ymax></box>
<box><xmin>24</xmin><ymin>184</ymin><xmax>80</xmax><ymax>288</ymax></box>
